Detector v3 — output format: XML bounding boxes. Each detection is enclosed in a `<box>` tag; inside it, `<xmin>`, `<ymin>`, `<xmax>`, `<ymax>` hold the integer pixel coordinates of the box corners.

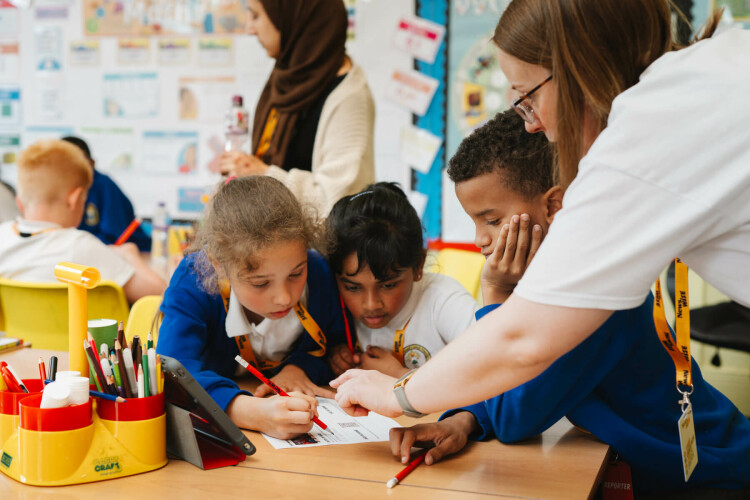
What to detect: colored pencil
<box><xmin>114</xmin><ymin>218</ymin><xmax>141</xmax><ymax>246</ymax></box>
<box><xmin>386</xmin><ymin>449</ymin><xmax>428</xmax><ymax>488</ymax></box>
<box><xmin>235</xmin><ymin>355</ymin><xmax>328</xmax><ymax>430</ymax></box>
<box><xmin>137</xmin><ymin>365</ymin><xmax>145</xmax><ymax>398</ymax></box>
<box><xmin>85</xmin><ymin>340</ymin><xmax>108</xmax><ymax>393</ymax></box>
<box><xmin>117</xmin><ymin>321</ymin><xmax>126</xmax><ymax>351</ymax></box>
<box><xmin>1</xmin><ymin>367</ymin><xmax>22</xmax><ymax>392</ymax></box>
<box><xmin>122</xmin><ymin>347</ymin><xmax>137</xmax><ymax>396</ymax></box>
<box><xmin>87</xmin><ymin>332</ymin><xmax>101</xmax><ymax>364</ymax></box>
<box><xmin>141</xmin><ymin>352</ymin><xmax>150</xmax><ymax>397</ymax></box>
<box><xmin>147</xmin><ymin>331</ymin><xmax>153</xmax><ymax>350</ymax></box>
<box><xmin>147</xmin><ymin>348</ymin><xmax>157</xmax><ymax>396</ymax></box>
<box><xmin>116</xmin><ymin>340</ymin><xmax>133</xmax><ymax>398</ymax></box>
<box><xmin>90</xmin><ymin>390</ymin><xmax>126</xmax><ymax>403</ymax></box>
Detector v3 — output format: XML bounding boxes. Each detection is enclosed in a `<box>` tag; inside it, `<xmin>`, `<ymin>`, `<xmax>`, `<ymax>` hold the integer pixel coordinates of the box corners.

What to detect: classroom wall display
<box><xmin>1</xmin><ymin>0</ymin><xmax>418</xmax><ymax>220</ymax></box>
<box><xmin>441</xmin><ymin>1</ymin><xmax>510</xmax><ymax>244</ymax></box>
<box><xmin>82</xmin><ymin>0</ymin><xmax>246</xmax><ymax>36</ymax></box>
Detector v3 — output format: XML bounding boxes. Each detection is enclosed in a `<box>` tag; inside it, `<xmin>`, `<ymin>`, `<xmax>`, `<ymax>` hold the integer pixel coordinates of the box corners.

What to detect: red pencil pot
<box><xmin>0</xmin><ymin>379</ymin><xmax>45</xmax><ymax>415</ymax></box>
<box><xmin>0</xmin><ymin>379</ymin><xmax>45</xmax><ymax>447</ymax></box>
<box><xmin>19</xmin><ymin>395</ymin><xmax>92</xmax><ymax>432</ymax></box>
<box><xmin>97</xmin><ymin>392</ymin><xmax>166</xmax><ymax>467</ymax></box>
<box><xmin>96</xmin><ymin>391</ymin><xmax>164</xmax><ymax>421</ymax></box>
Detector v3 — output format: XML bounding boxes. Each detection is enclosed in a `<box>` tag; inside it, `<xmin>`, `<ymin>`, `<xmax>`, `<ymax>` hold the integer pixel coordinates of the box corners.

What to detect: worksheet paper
<box><xmin>262</xmin><ymin>398</ymin><xmax>400</xmax><ymax>449</ymax></box>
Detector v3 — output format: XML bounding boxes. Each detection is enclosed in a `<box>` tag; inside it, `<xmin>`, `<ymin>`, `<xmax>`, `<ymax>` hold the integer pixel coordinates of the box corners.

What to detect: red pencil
<box><xmin>386</xmin><ymin>449</ymin><xmax>428</xmax><ymax>488</ymax></box>
<box><xmin>234</xmin><ymin>355</ymin><xmax>328</xmax><ymax>430</ymax></box>
<box><xmin>38</xmin><ymin>357</ymin><xmax>47</xmax><ymax>384</ymax></box>
<box><xmin>114</xmin><ymin>218</ymin><xmax>142</xmax><ymax>246</ymax></box>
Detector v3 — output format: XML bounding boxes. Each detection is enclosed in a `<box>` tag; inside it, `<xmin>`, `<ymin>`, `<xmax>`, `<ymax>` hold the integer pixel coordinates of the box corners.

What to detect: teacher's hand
<box><xmin>219</xmin><ymin>152</ymin><xmax>269</xmax><ymax>177</ymax></box>
<box><xmin>330</xmin><ymin>369</ymin><xmax>402</xmax><ymax>417</ymax></box>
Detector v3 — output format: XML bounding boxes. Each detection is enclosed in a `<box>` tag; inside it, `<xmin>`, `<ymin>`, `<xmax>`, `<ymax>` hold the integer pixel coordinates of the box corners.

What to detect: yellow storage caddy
<box><xmin>0</xmin><ymin>262</ymin><xmax>166</xmax><ymax>486</ymax></box>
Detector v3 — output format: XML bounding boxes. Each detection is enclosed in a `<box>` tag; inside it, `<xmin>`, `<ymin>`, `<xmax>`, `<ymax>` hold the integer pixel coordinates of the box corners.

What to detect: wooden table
<box><xmin>0</xmin><ymin>349</ymin><xmax>610</xmax><ymax>499</ymax></box>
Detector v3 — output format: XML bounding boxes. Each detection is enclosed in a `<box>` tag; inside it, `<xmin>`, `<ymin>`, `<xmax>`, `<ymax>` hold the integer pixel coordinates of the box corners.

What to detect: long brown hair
<box><xmin>189</xmin><ymin>176</ymin><xmax>320</xmax><ymax>293</ymax></box>
<box><xmin>494</xmin><ymin>0</ymin><xmax>722</xmax><ymax>188</ymax></box>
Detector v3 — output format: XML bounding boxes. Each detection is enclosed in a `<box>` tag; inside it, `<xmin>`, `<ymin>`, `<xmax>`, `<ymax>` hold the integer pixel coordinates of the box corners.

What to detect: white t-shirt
<box><xmin>224</xmin><ymin>287</ymin><xmax>308</xmax><ymax>362</ymax></box>
<box><xmin>0</xmin><ymin>184</ymin><xmax>18</xmax><ymax>223</ymax></box>
<box><xmin>515</xmin><ymin>29</ymin><xmax>750</xmax><ymax>309</ymax></box>
<box><xmin>355</xmin><ymin>273</ymin><xmax>478</xmax><ymax>369</ymax></box>
<box><xmin>0</xmin><ymin>219</ymin><xmax>134</xmax><ymax>287</ymax></box>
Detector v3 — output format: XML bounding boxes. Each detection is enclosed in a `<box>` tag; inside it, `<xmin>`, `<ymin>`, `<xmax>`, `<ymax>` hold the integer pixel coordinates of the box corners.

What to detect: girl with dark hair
<box><xmin>157</xmin><ymin>176</ymin><xmax>346</xmax><ymax>440</ymax></box>
<box><xmin>326</xmin><ymin>183</ymin><xmax>477</xmax><ymax>378</ymax></box>
<box><xmin>219</xmin><ymin>0</ymin><xmax>374</xmax><ymax>215</ymax></box>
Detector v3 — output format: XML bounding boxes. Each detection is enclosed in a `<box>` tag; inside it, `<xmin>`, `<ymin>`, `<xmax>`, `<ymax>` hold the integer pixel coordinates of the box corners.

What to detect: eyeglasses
<box><xmin>511</xmin><ymin>75</ymin><xmax>552</xmax><ymax>124</ymax></box>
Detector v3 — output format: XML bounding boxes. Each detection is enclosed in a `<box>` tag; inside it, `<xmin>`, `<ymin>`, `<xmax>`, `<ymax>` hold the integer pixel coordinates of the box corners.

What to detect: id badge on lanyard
<box><xmin>653</xmin><ymin>258</ymin><xmax>698</xmax><ymax>481</ymax></box>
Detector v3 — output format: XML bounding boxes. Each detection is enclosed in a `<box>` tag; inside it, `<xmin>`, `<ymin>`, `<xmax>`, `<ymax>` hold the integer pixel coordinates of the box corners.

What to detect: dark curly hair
<box><xmin>326</xmin><ymin>183</ymin><xmax>425</xmax><ymax>281</ymax></box>
<box><xmin>447</xmin><ymin>110</ymin><xmax>554</xmax><ymax>199</ymax></box>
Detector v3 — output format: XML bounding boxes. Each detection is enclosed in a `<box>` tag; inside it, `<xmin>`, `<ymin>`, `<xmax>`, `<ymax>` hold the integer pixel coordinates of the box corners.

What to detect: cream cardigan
<box><xmin>265</xmin><ymin>62</ymin><xmax>375</xmax><ymax>216</ymax></box>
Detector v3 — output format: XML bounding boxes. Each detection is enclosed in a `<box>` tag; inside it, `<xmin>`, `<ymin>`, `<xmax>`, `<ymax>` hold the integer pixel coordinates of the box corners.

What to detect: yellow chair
<box><xmin>428</xmin><ymin>248</ymin><xmax>486</xmax><ymax>300</ymax></box>
<box><xmin>0</xmin><ymin>278</ymin><xmax>130</xmax><ymax>350</ymax></box>
<box><xmin>124</xmin><ymin>295</ymin><xmax>163</xmax><ymax>347</ymax></box>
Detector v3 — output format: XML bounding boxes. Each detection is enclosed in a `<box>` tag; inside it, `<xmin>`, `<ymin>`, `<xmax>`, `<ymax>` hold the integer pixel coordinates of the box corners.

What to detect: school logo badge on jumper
<box><xmin>84</xmin><ymin>202</ymin><xmax>100</xmax><ymax>226</ymax></box>
<box><xmin>403</xmin><ymin>344</ymin><xmax>430</xmax><ymax>368</ymax></box>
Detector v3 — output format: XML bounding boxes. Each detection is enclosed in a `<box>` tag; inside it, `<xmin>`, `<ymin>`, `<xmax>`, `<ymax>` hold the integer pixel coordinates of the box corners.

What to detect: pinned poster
<box><xmin>0</xmin><ymin>5</ymin><xmax>19</xmax><ymax>36</ymax></box>
<box><xmin>79</xmin><ymin>127</ymin><xmax>134</xmax><ymax>173</ymax></box>
<box><xmin>400</xmin><ymin>125</ymin><xmax>442</xmax><ymax>174</ymax></box>
<box><xmin>0</xmin><ymin>133</ymin><xmax>20</xmax><ymax>166</ymax></box>
<box><xmin>385</xmin><ymin>68</ymin><xmax>439</xmax><ymax>116</ymax></box>
<box><xmin>392</xmin><ymin>15</ymin><xmax>446</xmax><ymax>64</ymax></box>
<box><xmin>0</xmin><ymin>86</ymin><xmax>21</xmax><ymax>126</ymax></box>
<box><xmin>103</xmin><ymin>73</ymin><xmax>159</xmax><ymax>118</ymax></box>
<box><xmin>0</xmin><ymin>41</ymin><xmax>20</xmax><ymax>81</ymax></box>
<box><xmin>178</xmin><ymin>76</ymin><xmax>236</xmax><ymax>121</ymax></box>
<box><xmin>69</xmin><ymin>40</ymin><xmax>100</xmax><ymax>66</ymax></box>
<box><xmin>197</xmin><ymin>38</ymin><xmax>233</xmax><ymax>66</ymax></box>
<box><xmin>141</xmin><ymin>131</ymin><xmax>199</xmax><ymax>176</ymax></box>
<box><xmin>158</xmin><ymin>39</ymin><xmax>190</xmax><ymax>65</ymax></box>
<box><xmin>118</xmin><ymin>38</ymin><xmax>150</xmax><ymax>65</ymax></box>
<box><xmin>35</xmin><ymin>25</ymin><xmax>63</xmax><ymax>71</ymax></box>
<box><xmin>36</xmin><ymin>72</ymin><xmax>65</xmax><ymax>120</ymax></box>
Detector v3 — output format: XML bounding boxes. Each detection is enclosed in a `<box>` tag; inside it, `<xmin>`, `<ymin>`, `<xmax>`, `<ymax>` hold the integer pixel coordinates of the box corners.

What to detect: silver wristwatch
<box><xmin>393</xmin><ymin>369</ymin><xmax>426</xmax><ymax>418</ymax></box>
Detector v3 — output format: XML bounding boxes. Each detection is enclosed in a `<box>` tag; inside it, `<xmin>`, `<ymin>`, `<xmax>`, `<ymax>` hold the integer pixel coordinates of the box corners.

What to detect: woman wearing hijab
<box><xmin>220</xmin><ymin>0</ymin><xmax>375</xmax><ymax>215</ymax></box>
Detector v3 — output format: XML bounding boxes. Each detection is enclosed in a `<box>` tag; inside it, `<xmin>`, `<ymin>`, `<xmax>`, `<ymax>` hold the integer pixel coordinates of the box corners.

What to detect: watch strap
<box><xmin>393</xmin><ymin>369</ymin><xmax>425</xmax><ymax>418</ymax></box>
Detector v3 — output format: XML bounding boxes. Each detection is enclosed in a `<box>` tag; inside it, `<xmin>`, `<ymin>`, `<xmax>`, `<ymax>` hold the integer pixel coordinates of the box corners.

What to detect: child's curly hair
<box><xmin>447</xmin><ymin>109</ymin><xmax>554</xmax><ymax>198</ymax></box>
<box><xmin>189</xmin><ymin>176</ymin><xmax>321</xmax><ymax>293</ymax></box>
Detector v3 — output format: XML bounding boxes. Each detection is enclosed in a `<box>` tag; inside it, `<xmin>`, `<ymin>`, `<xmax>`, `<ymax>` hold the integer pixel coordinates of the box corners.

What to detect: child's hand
<box><xmin>226</xmin><ymin>392</ymin><xmax>318</xmax><ymax>439</ymax></box>
<box><xmin>481</xmin><ymin>213</ymin><xmax>543</xmax><ymax>304</ymax></box>
<box><xmin>359</xmin><ymin>346</ymin><xmax>409</xmax><ymax>378</ymax></box>
<box><xmin>254</xmin><ymin>364</ymin><xmax>335</xmax><ymax>399</ymax></box>
<box><xmin>329</xmin><ymin>343</ymin><xmax>361</xmax><ymax>376</ymax></box>
<box><xmin>389</xmin><ymin>411</ymin><xmax>478</xmax><ymax>465</ymax></box>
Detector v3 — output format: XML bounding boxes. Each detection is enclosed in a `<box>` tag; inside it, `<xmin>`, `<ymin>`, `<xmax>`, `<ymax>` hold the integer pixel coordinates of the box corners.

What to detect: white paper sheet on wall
<box><xmin>392</xmin><ymin>15</ymin><xmax>446</xmax><ymax>64</ymax></box>
<box><xmin>400</xmin><ymin>124</ymin><xmax>442</xmax><ymax>174</ymax></box>
<box><xmin>385</xmin><ymin>68</ymin><xmax>439</xmax><ymax>116</ymax></box>
<box><xmin>102</xmin><ymin>73</ymin><xmax>159</xmax><ymax>118</ymax></box>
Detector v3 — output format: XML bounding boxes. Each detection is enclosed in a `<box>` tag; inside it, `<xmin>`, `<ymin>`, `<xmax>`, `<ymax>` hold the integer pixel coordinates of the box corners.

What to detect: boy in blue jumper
<box><xmin>157</xmin><ymin>177</ymin><xmax>346</xmax><ymax>439</ymax></box>
<box><xmin>62</xmin><ymin>136</ymin><xmax>151</xmax><ymax>251</ymax></box>
<box><xmin>390</xmin><ymin>111</ymin><xmax>750</xmax><ymax>497</ymax></box>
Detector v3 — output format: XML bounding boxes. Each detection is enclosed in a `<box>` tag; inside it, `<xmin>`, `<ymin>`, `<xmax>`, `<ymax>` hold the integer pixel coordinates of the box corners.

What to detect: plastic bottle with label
<box><xmin>151</xmin><ymin>202</ymin><xmax>170</xmax><ymax>264</ymax></box>
<box><xmin>224</xmin><ymin>95</ymin><xmax>250</xmax><ymax>154</ymax></box>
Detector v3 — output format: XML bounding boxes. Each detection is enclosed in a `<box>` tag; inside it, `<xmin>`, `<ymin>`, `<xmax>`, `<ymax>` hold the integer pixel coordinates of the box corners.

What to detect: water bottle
<box><xmin>224</xmin><ymin>95</ymin><xmax>250</xmax><ymax>153</ymax></box>
<box><xmin>151</xmin><ymin>202</ymin><xmax>170</xmax><ymax>264</ymax></box>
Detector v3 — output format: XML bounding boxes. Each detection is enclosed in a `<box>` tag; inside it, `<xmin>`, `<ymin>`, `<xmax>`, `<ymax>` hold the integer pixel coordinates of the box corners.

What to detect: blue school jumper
<box><xmin>156</xmin><ymin>250</ymin><xmax>345</xmax><ymax>410</ymax></box>
<box><xmin>444</xmin><ymin>296</ymin><xmax>750</xmax><ymax>495</ymax></box>
<box><xmin>79</xmin><ymin>170</ymin><xmax>151</xmax><ymax>251</ymax></box>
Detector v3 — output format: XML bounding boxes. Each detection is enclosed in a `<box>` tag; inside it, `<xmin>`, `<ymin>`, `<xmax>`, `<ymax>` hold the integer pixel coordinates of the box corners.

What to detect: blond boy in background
<box><xmin>0</xmin><ymin>139</ymin><xmax>165</xmax><ymax>303</ymax></box>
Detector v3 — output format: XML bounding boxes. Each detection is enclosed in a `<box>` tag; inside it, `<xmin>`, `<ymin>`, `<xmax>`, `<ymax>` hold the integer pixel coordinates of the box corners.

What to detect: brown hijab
<box><xmin>252</xmin><ymin>0</ymin><xmax>348</xmax><ymax>167</ymax></box>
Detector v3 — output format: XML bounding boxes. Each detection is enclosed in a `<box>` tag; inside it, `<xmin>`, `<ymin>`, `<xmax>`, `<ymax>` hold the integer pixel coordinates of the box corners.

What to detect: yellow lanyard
<box><xmin>653</xmin><ymin>258</ymin><xmax>692</xmax><ymax>389</ymax></box>
<box><xmin>219</xmin><ymin>279</ymin><xmax>327</xmax><ymax>372</ymax></box>
<box><xmin>255</xmin><ymin>108</ymin><xmax>279</xmax><ymax>159</ymax></box>
<box><xmin>392</xmin><ymin>318</ymin><xmax>412</xmax><ymax>366</ymax></box>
